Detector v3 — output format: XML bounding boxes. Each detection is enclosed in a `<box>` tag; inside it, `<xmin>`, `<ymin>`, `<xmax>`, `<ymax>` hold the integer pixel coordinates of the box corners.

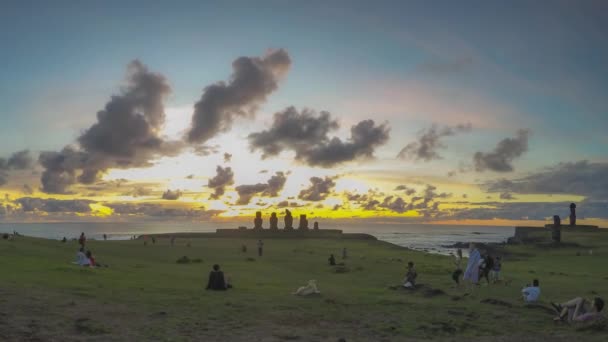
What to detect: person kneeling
<box><xmin>206</xmin><ymin>264</ymin><xmax>231</xmax><ymax>290</ymax></box>
<box><xmin>403</xmin><ymin>262</ymin><xmax>417</xmax><ymax>288</ymax></box>
<box><xmin>552</xmin><ymin>297</ymin><xmax>604</xmax><ymax>323</ymax></box>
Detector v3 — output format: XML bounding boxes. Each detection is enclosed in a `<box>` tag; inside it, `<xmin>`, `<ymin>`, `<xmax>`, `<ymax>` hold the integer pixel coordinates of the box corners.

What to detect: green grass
<box><xmin>1</xmin><ymin>230</ymin><xmax>607</xmax><ymax>341</ymax></box>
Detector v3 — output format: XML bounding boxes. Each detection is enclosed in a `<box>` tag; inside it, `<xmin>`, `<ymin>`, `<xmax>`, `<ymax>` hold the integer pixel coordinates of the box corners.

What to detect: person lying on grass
<box><xmin>552</xmin><ymin>297</ymin><xmax>604</xmax><ymax>323</ymax></box>
<box><xmin>206</xmin><ymin>264</ymin><xmax>232</xmax><ymax>290</ymax></box>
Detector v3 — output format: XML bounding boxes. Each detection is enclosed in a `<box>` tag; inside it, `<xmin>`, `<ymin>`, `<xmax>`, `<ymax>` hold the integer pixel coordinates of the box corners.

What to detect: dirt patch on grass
<box><xmin>480</xmin><ymin>298</ymin><xmax>513</xmax><ymax>308</ymax></box>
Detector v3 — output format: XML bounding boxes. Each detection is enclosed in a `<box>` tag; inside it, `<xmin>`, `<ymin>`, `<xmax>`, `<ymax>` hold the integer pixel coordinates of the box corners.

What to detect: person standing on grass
<box><xmin>257</xmin><ymin>239</ymin><xmax>264</xmax><ymax>256</ymax></box>
<box><xmin>152</xmin><ymin>236</ymin><xmax>156</xmax><ymax>245</ymax></box>
<box><xmin>103</xmin><ymin>234</ymin><xmax>107</xmax><ymax>241</ymax></box>
<box><xmin>78</xmin><ymin>232</ymin><xmax>86</xmax><ymax>248</ymax></box>
<box><xmin>463</xmin><ymin>243</ymin><xmax>481</xmax><ymax>291</ymax></box>
<box><xmin>170</xmin><ymin>236</ymin><xmax>175</xmax><ymax>246</ymax></box>
<box><xmin>342</xmin><ymin>247</ymin><xmax>348</xmax><ymax>259</ymax></box>
<box><xmin>491</xmin><ymin>256</ymin><xmax>502</xmax><ymax>283</ymax></box>
<box><xmin>452</xmin><ymin>248</ymin><xmax>463</xmax><ymax>286</ymax></box>
<box><xmin>328</xmin><ymin>254</ymin><xmax>336</xmax><ymax>266</ymax></box>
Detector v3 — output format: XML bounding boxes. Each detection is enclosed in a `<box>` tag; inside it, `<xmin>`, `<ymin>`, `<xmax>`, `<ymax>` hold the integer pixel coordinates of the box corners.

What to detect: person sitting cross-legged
<box><xmin>206</xmin><ymin>264</ymin><xmax>232</xmax><ymax>290</ymax></box>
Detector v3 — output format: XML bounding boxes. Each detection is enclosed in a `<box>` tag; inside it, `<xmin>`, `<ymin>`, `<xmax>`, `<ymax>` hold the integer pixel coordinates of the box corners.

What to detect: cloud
<box><xmin>379</xmin><ymin>196</ymin><xmax>408</xmax><ymax>213</ymax></box>
<box><xmin>193</xmin><ymin>145</ymin><xmax>219</xmax><ymax>156</ymax></box>
<box><xmin>105</xmin><ymin>202</ymin><xmax>222</xmax><ymax>218</ymax></box>
<box><xmin>484</xmin><ymin>160</ymin><xmax>608</xmax><ymax>201</ymax></box>
<box><xmin>397</xmin><ymin>123</ymin><xmax>471</xmax><ymax>161</ymax></box>
<box><xmin>40</xmin><ymin>60</ymin><xmax>180</xmax><ymax>193</ymax></box>
<box><xmin>223</xmin><ymin>153</ymin><xmax>232</xmax><ymax>162</ymax></box>
<box><xmin>499</xmin><ymin>192</ymin><xmax>516</xmax><ymax>200</ymax></box>
<box><xmin>298</xmin><ymin>176</ymin><xmax>336</xmax><ymax>201</ymax></box>
<box><xmin>473</xmin><ymin>129</ymin><xmax>530</xmax><ymax>172</ymax></box>
<box><xmin>207</xmin><ymin>166</ymin><xmax>235</xmax><ymax>200</ymax></box>
<box><xmin>248</xmin><ymin>107</ymin><xmax>390</xmax><ymax>167</ymax></box>
<box><xmin>394</xmin><ymin>185</ymin><xmax>416</xmax><ymax>196</ymax></box>
<box><xmin>161</xmin><ymin>189</ymin><xmax>182</xmax><ymax>200</ymax></box>
<box><xmin>276</xmin><ymin>200</ymin><xmax>304</xmax><ymax>208</ymax></box>
<box><xmin>0</xmin><ymin>150</ymin><xmax>34</xmax><ymax>186</ymax></box>
<box><xmin>186</xmin><ymin>49</ymin><xmax>291</xmax><ymax>143</ymax></box>
<box><xmin>22</xmin><ymin>184</ymin><xmax>33</xmax><ymax>195</ymax></box>
<box><xmin>15</xmin><ymin>197</ymin><xmax>93</xmax><ymax>213</ymax></box>
<box><xmin>234</xmin><ymin>172</ymin><xmax>287</xmax><ymax>205</ymax></box>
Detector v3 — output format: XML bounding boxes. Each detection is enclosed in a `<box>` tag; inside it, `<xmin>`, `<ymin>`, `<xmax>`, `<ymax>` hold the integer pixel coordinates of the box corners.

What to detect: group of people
<box><xmin>459</xmin><ymin>244</ymin><xmax>502</xmax><ymax>287</ymax></box>
<box><xmin>74</xmin><ymin>247</ymin><xmax>106</xmax><ymax>267</ymax></box>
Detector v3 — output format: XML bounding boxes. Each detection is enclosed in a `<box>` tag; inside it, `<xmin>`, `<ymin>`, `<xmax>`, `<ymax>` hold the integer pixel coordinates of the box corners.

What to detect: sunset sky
<box><xmin>1</xmin><ymin>1</ymin><xmax>607</xmax><ymax>226</ymax></box>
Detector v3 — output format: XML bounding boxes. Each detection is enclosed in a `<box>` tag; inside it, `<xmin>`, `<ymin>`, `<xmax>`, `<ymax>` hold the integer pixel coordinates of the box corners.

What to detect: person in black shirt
<box><xmin>206</xmin><ymin>264</ymin><xmax>231</xmax><ymax>290</ymax></box>
<box><xmin>328</xmin><ymin>254</ymin><xmax>336</xmax><ymax>266</ymax></box>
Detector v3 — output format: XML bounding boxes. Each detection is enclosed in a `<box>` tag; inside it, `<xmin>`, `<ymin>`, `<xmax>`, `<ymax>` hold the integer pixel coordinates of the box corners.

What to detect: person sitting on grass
<box><xmin>552</xmin><ymin>297</ymin><xmax>604</xmax><ymax>323</ymax></box>
<box><xmin>74</xmin><ymin>248</ymin><xmax>90</xmax><ymax>266</ymax></box>
<box><xmin>522</xmin><ymin>279</ymin><xmax>541</xmax><ymax>303</ymax></box>
<box><xmin>86</xmin><ymin>250</ymin><xmax>107</xmax><ymax>268</ymax></box>
<box><xmin>206</xmin><ymin>264</ymin><xmax>232</xmax><ymax>290</ymax></box>
<box><xmin>328</xmin><ymin>254</ymin><xmax>336</xmax><ymax>266</ymax></box>
<box><xmin>403</xmin><ymin>261</ymin><xmax>417</xmax><ymax>288</ymax></box>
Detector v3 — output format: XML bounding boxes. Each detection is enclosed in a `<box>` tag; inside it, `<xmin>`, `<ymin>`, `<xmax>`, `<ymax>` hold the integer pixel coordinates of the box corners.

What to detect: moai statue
<box><xmin>298</xmin><ymin>214</ymin><xmax>309</xmax><ymax>230</ymax></box>
<box><xmin>313</xmin><ymin>221</ymin><xmax>319</xmax><ymax>230</ymax></box>
<box><xmin>569</xmin><ymin>203</ymin><xmax>576</xmax><ymax>226</ymax></box>
<box><xmin>284</xmin><ymin>209</ymin><xmax>294</xmax><ymax>230</ymax></box>
<box><xmin>552</xmin><ymin>215</ymin><xmax>561</xmax><ymax>243</ymax></box>
<box><xmin>269</xmin><ymin>212</ymin><xmax>279</xmax><ymax>230</ymax></box>
<box><xmin>254</xmin><ymin>211</ymin><xmax>263</xmax><ymax>230</ymax></box>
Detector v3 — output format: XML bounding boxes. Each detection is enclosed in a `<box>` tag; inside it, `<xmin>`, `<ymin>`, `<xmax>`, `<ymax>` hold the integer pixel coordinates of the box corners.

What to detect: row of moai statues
<box><xmin>253</xmin><ymin>209</ymin><xmax>319</xmax><ymax>230</ymax></box>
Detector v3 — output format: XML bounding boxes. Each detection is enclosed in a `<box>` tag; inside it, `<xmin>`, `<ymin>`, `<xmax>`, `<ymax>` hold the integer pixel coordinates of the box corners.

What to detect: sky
<box><xmin>1</xmin><ymin>0</ymin><xmax>607</xmax><ymax>226</ymax></box>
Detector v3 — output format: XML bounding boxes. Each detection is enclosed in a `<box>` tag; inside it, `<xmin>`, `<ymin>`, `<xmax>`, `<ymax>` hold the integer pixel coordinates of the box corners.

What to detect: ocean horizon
<box><xmin>1</xmin><ymin>222</ymin><xmax>516</xmax><ymax>255</ymax></box>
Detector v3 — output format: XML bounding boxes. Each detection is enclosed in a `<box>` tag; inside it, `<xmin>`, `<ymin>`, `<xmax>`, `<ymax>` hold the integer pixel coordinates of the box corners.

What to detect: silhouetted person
<box><xmin>61</xmin><ymin>237</ymin><xmax>67</xmax><ymax>243</ymax></box>
<box><xmin>313</xmin><ymin>221</ymin><xmax>319</xmax><ymax>230</ymax></box>
<box><xmin>342</xmin><ymin>247</ymin><xmax>348</xmax><ymax>259</ymax></box>
<box><xmin>552</xmin><ymin>215</ymin><xmax>561</xmax><ymax>243</ymax></box>
<box><xmin>103</xmin><ymin>234</ymin><xmax>107</xmax><ymax>241</ymax></box>
<box><xmin>152</xmin><ymin>236</ymin><xmax>156</xmax><ymax>244</ymax></box>
<box><xmin>206</xmin><ymin>264</ymin><xmax>229</xmax><ymax>290</ymax></box>
<box><xmin>269</xmin><ymin>212</ymin><xmax>278</xmax><ymax>230</ymax></box>
<box><xmin>257</xmin><ymin>239</ymin><xmax>264</xmax><ymax>256</ymax></box>
<box><xmin>328</xmin><ymin>254</ymin><xmax>336</xmax><ymax>266</ymax></box>
<box><xmin>78</xmin><ymin>232</ymin><xmax>86</xmax><ymax>248</ymax></box>
<box><xmin>284</xmin><ymin>209</ymin><xmax>294</xmax><ymax>230</ymax></box>
<box><xmin>452</xmin><ymin>248</ymin><xmax>463</xmax><ymax>285</ymax></box>
<box><xmin>170</xmin><ymin>236</ymin><xmax>175</xmax><ymax>246</ymax></box>
<box><xmin>570</xmin><ymin>203</ymin><xmax>576</xmax><ymax>226</ymax></box>
<box><xmin>254</xmin><ymin>211</ymin><xmax>263</xmax><ymax>230</ymax></box>
<box><xmin>241</xmin><ymin>244</ymin><xmax>247</xmax><ymax>253</ymax></box>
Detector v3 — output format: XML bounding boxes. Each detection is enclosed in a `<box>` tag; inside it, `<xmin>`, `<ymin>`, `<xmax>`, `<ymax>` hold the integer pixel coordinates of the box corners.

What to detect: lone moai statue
<box><xmin>254</xmin><ymin>211</ymin><xmax>263</xmax><ymax>230</ymax></box>
<box><xmin>569</xmin><ymin>203</ymin><xmax>576</xmax><ymax>226</ymax></box>
<box><xmin>552</xmin><ymin>215</ymin><xmax>561</xmax><ymax>243</ymax></box>
<box><xmin>269</xmin><ymin>212</ymin><xmax>278</xmax><ymax>230</ymax></box>
<box><xmin>284</xmin><ymin>209</ymin><xmax>294</xmax><ymax>230</ymax></box>
<box><xmin>313</xmin><ymin>221</ymin><xmax>319</xmax><ymax>230</ymax></box>
<box><xmin>298</xmin><ymin>214</ymin><xmax>309</xmax><ymax>230</ymax></box>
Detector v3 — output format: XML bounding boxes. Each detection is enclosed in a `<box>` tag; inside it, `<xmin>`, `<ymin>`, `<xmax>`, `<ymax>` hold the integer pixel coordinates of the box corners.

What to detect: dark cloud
<box><xmin>298</xmin><ymin>176</ymin><xmax>336</xmax><ymax>201</ymax></box>
<box><xmin>379</xmin><ymin>196</ymin><xmax>408</xmax><ymax>213</ymax></box>
<box><xmin>106</xmin><ymin>202</ymin><xmax>222</xmax><ymax>218</ymax></box>
<box><xmin>207</xmin><ymin>166</ymin><xmax>235</xmax><ymax>200</ymax></box>
<box><xmin>259</xmin><ymin>169</ymin><xmax>268</xmax><ymax>174</ymax></box>
<box><xmin>473</xmin><ymin>129</ymin><xmax>530</xmax><ymax>172</ymax></box>
<box><xmin>276</xmin><ymin>200</ymin><xmax>304</xmax><ymax>208</ymax></box>
<box><xmin>499</xmin><ymin>192</ymin><xmax>516</xmax><ymax>200</ymax></box>
<box><xmin>123</xmin><ymin>186</ymin><xmax>153</xmax><ymax>197</ymax></box>
<box><xmin>394</xmin><ymin>185</ymin><xmax>416</xmax><ymax>196</ymax></box>
<box><xmin>187</xmin><ymin>49</ymin><xmax>291</xmax><ymax>143</ymax></box>
<box><xmin>193</xmin><ymin>145</ymin><xmax>220</xmax><ymax>156</ymax></box>
<box><xmin>185</xmin><ymin>174</ymin><xmax>194</xmax><ymax>179</ymax></box>
<box><xmin>40</xmin><ymin>61</ymin><xmax>180</xmax><ymax>193</ymax></box>
<box><xmin>248</xmin><ymin>107</ymin><xmax>390</xmax><ymax>167</ymax></box>
<box><xmin>234</xmin><ymin>172</ymin><xmax>287</xmax><ymax>205</ymax></box>
<box><xmin>0</xmin><ymin>150</ymin><xmax>34</xmax><ymax>186</ymax></box>
<box><xmin>397</xmin><ymin>123</ymin><xmax>471</xmax><ymax>161</ymax></box>
<box><xmin>162</xmin><ymin>189</ymin><xmax>182</xmax><ymax>200</ymax></box>
<box><xmin>16</xmin><ymin>197</ymin><xmax>93</xmax><ymax>213</ymax></box>
<box><xmin>484</xmin><ymin>160</ymin><xmax>608</xmax><ymax>201</ymax></box>
<box><xmin>223</xmin><ymin>153</ymin><xmax>232</xmax><ymax>163</ymax></box>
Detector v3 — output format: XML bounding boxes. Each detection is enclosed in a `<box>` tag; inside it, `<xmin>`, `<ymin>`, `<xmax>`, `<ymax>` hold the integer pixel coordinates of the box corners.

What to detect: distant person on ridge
<box><xmin>342</xmin><ymin>247</ymin><xmax>348</xmax><ymax>259</ymax></box>
<box><xmin>206</xmin><ymin>264</ymin><xmax>231</xmax><ymax>290</ymax></box>
<box><xmin>452</xmin><ymin>248</ymin><xmax>463</xmax><ymax>286</ymax></box>
<box><xmin>463</xmin><ymin>243</ymin><xmax>481</xmax><ymax>290</ymax></box>
<box><xmin>522</xmin><ymin>279</ymin><xmax>541</xmax><ymax>303</ymax></box>
<box><xmin>78</xmin><ymin>232</ymin><xmax>86</xmax><ymax>248</ymax></box>
<box><xmin>241</xmin><ymin>244</ymin><xmax>247</xmax><ymax>253</ymax></box>
<box><xmin>257</xmin><ymin>239</ymin><xmax>264</xmax><ymax>257</ymax></box>
<box><xmin>103</xmin><ymin>234</ymin><xmax>107</xmax><ymax>241</ymax></box>
<box><xmin>403</xmin><ymin>262</ymin><xmax>417</xmax><ymax>288</ymax></box>
<box><xmin>171</xmin><ymin>236</ymin><xmax>175</xmax><ymax>246</ymax></box>
<box><xmin>328</xmin><ymin>254</ymin><xmax>336</xmax><ymax>266</ymax></box>
<box><xmin>552</xmin><ymin>296</ymin><xmax>604</xmax><ymax>323</ymax></box>
<box><xmin>152</xmin><ymin>236</ymin><xmax>156</xmax><ymax>244</ymax></box>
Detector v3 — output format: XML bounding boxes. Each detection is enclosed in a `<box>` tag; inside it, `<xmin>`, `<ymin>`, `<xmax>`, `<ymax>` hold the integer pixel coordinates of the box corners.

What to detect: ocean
<box><xmin>0</xmin><ymin>222</ymin><xmax>515</xmax><ymax>256</ymax></box>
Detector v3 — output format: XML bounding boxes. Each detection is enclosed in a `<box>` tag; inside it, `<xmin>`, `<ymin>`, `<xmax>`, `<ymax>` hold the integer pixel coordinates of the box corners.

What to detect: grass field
<box><xmin>1</xmin><ymin>229</ymin><xmax>607</xmax><ymax>341</ymax></box>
